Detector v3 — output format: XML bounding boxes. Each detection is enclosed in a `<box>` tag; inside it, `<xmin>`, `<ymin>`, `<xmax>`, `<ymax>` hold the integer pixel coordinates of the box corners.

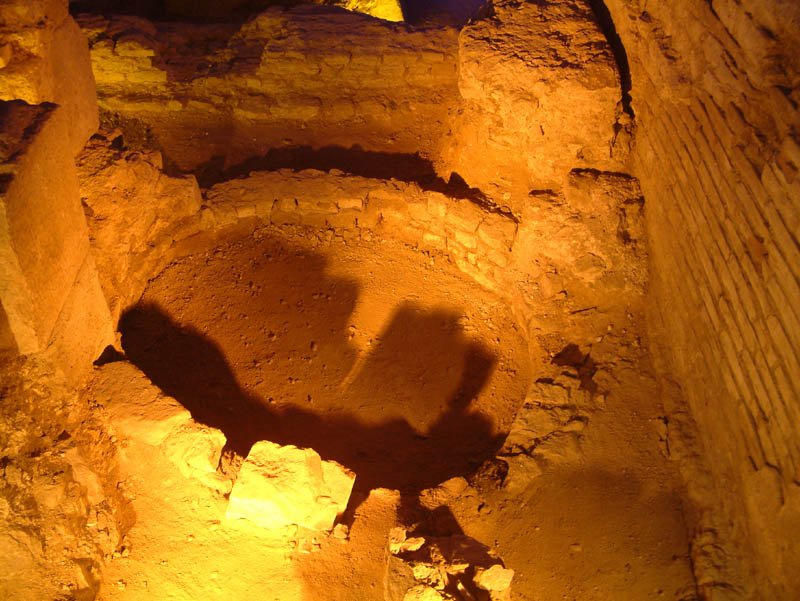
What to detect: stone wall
<box><xmin>77</xmin><ymin>1</ymin><xmax>627</xmax><ymax>214</ymax></box>
<box><xmin>602</xmin><ymin>1</ymin><xmax>800</xmax><ymax>598</ymax></box>
<box><xmin>442</xmin><ymin>0</ymin><xmax>628</xmax><ymax>204</ymax></box>
<box><xmin>0</xmin><ymin>0</ymin><xmax>114</xmax><ymax>380</ymax></box>
<box><xmin>77</xmin><ymin>7</ymin><xmax>459</xmax><ymax>174</ymax></box>
<box><xmin>0</xmin><ymin>6</ymin><xmax>126</xmax><ymax>595</ymax></box>
<box><xmin>202</xmin><ymin>170</ymin><xmax>518</xmax><ymax>292</ymax></box>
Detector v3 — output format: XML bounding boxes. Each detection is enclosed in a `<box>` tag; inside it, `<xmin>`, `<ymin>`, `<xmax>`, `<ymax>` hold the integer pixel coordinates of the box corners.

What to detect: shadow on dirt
<box><xmin>118</xmin><ymin>238</ymin><xmax>502</xmax><ymax>498</ymax></box>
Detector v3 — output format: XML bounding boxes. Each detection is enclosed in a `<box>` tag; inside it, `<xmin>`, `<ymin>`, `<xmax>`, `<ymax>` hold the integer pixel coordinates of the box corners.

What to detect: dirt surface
<box><xmin>120</xmin><ymin>227</ymin><xmax>531</xmax><ymax>497</ymax></box>
<box><xmin>90</xmin><ymin>225</ymin><xmax>698</xmax><ymax>601</ymax></box>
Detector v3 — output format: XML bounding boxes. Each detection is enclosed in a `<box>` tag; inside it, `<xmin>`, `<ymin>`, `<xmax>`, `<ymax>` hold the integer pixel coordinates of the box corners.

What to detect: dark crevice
<box><xmin>70</xmin><ymin>0</ymin><xmax>317</xmax><ymax>24</ymax></box>
<box><xmin>588</xmin><ymin>0</ymin><xmax>634</xmax><ymax>117</ymax></box>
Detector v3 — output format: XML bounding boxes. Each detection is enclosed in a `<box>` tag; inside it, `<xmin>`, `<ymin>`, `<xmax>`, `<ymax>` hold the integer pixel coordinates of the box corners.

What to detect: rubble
<box><xmin>226</xmin><ymin>440</ymin><xmax>355</xmax><ymax>531</ymax></box>
<box><xmin>386</xmin><ymin>527</ymin><xmax>514</xmax><ymax>601</ymax></box>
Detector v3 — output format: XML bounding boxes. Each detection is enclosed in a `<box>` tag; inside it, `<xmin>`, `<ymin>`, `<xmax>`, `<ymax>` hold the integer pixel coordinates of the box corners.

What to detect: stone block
<box><xmin>226</xmin><ymin>441</ymin><xmax>355</xmax><ymax>531</ymax></box>
<box><xmin>270</xmin><ymin>198</ymin><xmax>302</xmax><ymax>225</ymax></box>
<box><xmin>474</xmin><ymin>564</ymin><xmax>514</xmax><ymax>600</ymax></box>
<box><xmin>453</xmin><ymin>229</ymin><xmax>478</xmax><ymax>250</ymax></box>
<box><xmin>96</xmin><ymin>363</ymin><xmax>193</xmax><ymax>448</ymax></box>
<box><xmin>407</xmin><ymin>200</ymin><xmax>430</xmax><ymax>223</ymax></box>
<box><xmin>161</xmin><ymin>421</ymin><xmax>226</xmax><ymax>476</ymax></box>
<box><xmin>426</xmin><ymin>193</ymin><xmax>448</xmax><ymax>218</ymax></box>
<box><xmin>445</xmin><ymin>200</ymin><xmax>484</xmax><ymax>232</ymax></box>
<box><xmin>420</xmin><ymin>231</ymin><xmax>446</xmax><ymax>252</ymax></box>
<box><xmin>0</xmin><ymin>101</ymin><xmax>99</xmax><ymax>354</ymax></box>
<box><xmin>92</xmin><ymin>361</ymin><xmax>229</xmax><ymax>489</ymax></box>
<box><xmin>325</xmin><ymin>209</ymin><xmax>359</xmax><ymax>230</ymax></box>
<box><xmin>336</xmin><ymin>196</ymin><xmax>363</xmax><ymax>211</ymax></box>
<box><xmin>477</xmin><ymin>214</ymin><xmax>517</xmax><ymax>250</ymax></box>
<box><xmin>126</xmin><ymin>68</ymin><xmax>168</xmax><ymax>85</ymax></box>
<box><xmin>254</xmin><ymin>198</ymin><xmax>275</xmax><ymax>220</ymax></box>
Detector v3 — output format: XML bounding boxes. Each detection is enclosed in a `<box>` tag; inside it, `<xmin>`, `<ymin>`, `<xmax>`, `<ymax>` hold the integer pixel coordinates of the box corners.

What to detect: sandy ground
<box><xmin>93</xmin><ymin>226</ymin><xmax>696</xmax><ymax>600</ymax></box>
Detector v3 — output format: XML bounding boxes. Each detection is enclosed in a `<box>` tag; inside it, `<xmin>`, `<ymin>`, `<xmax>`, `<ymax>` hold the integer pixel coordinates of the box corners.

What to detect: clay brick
<box><xmin>477</xmin><ymin>214</ymin><xmax>517</xmax><ymax>250</ymax></box>
<box><xmin>453</xmin><ymin>229</ymin><xmax>478</xmax><ymax>250</ymax></box>
<box><xmin>444</xmin><ymin>201</ymin><xmax>483</xmax><ymax>232</ymax></box>
<box><xmin>420</xmin><ymin>231</ymin><xmax>446</xmax><ymax>251</ymax></box>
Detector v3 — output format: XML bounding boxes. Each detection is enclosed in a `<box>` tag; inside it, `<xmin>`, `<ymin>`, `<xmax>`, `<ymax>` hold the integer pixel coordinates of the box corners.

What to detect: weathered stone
<box><xmin>226</xmin><ymin>440</ymin><xmax>355</xmax><ymax>531</ymax></box>
<box><xmin>91</xmin><ymin>361</ymin><xmax>228</xmax><ymax>489</ymax></box>
<box><xmin>403</xmin><ymin>585</ymin><xmax>444</xmax><ymax>601</ymax></box>
<box><xmin>474</xmin><ymin>564</ymin><xmax>514</xmax><ymax>599</ymax></box>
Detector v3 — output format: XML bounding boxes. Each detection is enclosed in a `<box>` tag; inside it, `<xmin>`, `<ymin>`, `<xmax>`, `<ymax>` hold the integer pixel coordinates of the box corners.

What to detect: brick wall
<box><xmin>77</xmin><ymin>8</ymin><xmax>459</xmax><ymax>173</ymax></box>
<box><xmin>603</xmin><ymin>1</ymin><xmax>800</xmax><ymax>597</ymax></box>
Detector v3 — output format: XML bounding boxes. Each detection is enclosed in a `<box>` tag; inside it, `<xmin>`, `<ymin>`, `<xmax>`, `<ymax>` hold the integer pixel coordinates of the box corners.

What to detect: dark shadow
<box><xmin>70</xmin><ymin>0</ymin><xmax>309</xmax><ymax>23</ymax></box>
<box><xmin>552</xmin><ymin>343</ymin><xmax>599</xmax><ymax>394</ymax></box>
<box><xmin>119</xmin><ymin>239</ymin><xmax>502</xmax><ymax>499</ymax></box>
<box><xmin>194</xmin><ymin>144</ymin><xmax>510</xmax><ymax>216</ymax></box>
<box><xmin>587</xmin><ymin>0</ymin><xmax>634</xmax><ymax>117</ymax></box>
<box><xmin>399</xmin><ymin>0</ymin><xmax>488</xmax><ymax>27</ymax></box>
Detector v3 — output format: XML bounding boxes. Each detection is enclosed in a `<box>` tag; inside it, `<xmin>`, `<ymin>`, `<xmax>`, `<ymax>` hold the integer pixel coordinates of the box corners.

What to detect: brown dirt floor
<box><xmin>94</xmin><ymin>225</ymin><xmax>696</xmax><ymax>601</ymax></box>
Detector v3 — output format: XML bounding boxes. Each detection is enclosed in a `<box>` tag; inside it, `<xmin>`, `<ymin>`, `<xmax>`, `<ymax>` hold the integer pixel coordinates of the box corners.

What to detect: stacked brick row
<box><xmin>202</xmin><ymin>170</ymin><xmax>518</xmax><ymax>292</ymax></box>
<box><xmin>604</xmin><ymin>1</ymin><xmax>800</xmax><ymax>597</ymax></box>
<box><xmin>77</xmin><ymin>8</ymin><xmax>459</xmax><ymax>172</ymax></box>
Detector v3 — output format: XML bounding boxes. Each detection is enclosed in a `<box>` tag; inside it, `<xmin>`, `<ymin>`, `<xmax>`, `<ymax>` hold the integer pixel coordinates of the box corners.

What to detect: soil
<box><xmin>93</xmin><ymin>225</ymin><xmax>696</xmax><ymax>600</ymax></box>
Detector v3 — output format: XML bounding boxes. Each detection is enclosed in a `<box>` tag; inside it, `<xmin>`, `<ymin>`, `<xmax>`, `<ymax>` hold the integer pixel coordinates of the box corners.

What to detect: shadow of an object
<box><xmin>195</xmin><ymin>145</ymin><xmax>496</xmax><ymax>208</ymax></box>
<box><xmin>118</xmin><ymin>241</ymin><xmax>501</xmax><ymax>498</ymax></box>
<box><xmin>399</xmin><ymin>0</ymin><xmax>489</xmax><ymax>27</ymax></box>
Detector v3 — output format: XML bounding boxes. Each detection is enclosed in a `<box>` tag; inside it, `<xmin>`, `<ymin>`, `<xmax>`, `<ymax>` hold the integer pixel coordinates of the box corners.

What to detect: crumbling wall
<box><xmin>601</xmin><ymin>0</ymin><xmax>800</xmax><ymax>598</ymax></box>
<box><xmin>77</xmin><ymin>7</ymin><xmax>459</xmax><ymax>174</ymax></box>
<box><xmin>76</xmin><ymin>1</ymin><xmax>628</xmax><ymax>213</ymax></box>
<box><xmin>440</xmin><ymin>0</ymin><xmax>628</xmax><ymax>206</ymax></box>
<box><xmin>0</xmin><ymin>356</ymin><xmax>132</xmax><ymax>601</ymax></box>
<box><xmin>0</xmin><ymin>0</ymin><xmax>114</xmax><ymax>380</ymax></box>
<box><xmin>0</xmin><ymin>4</ymin><xmax>128</xmax><ymax>598</ymax></box>
<box><xmin>76</xmin><ymin>131</ymin><xmax>203</xmax><ymax>323</ymax></box>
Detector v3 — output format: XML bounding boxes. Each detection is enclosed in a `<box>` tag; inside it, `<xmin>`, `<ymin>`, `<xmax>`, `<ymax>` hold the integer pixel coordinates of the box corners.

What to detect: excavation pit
<box><xmin>119</xmin><ymin>228</ymin><xmax>533</xmax><ymax>497</ymax></box>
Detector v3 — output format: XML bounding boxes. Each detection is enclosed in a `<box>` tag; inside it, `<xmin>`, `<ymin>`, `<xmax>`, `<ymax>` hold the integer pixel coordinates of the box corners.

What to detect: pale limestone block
<box><xmin>161</xmin><ymin>421</ymin><xmax>226</xmax><ymax>475</ymax></box>
<box><xmin>474</xmin><ymin>564</ymin><xmax>514</xmax><ymax>599</ymax></box>
<box><xmin>427</xmin><ymin>194</ymin><xmax>448</xmax><ymax>218</ymax></box>
<box><xmin>403</xmin><ymin>585</ymin><xmax>444</xmax><ymax>601</ymax></box>
<box><xmin>477</xmin><ymin>214</ymin><xmax>517</xmax><ymax>250</ymax></box>
<box><xmin>336</xmin><ymin>196</ymin><xmax>363</xmax><ymax>211</ymax></box>
<box><xmin>234</xmin><ymin>202</ymin><xmax>257</xmax><ymax>219</ymax></box>
<box><xmin>103</xmin><ymin>382</ymin><xmax>191</xmax><ymax>448</ymax></box>
<box><xmin>254</xmin><ymin>198</ymin><xmax>274</xmax><ymax>220</ymax></box>
<box><xmin>325</xmin><ymin>209</ymin><xmax>359</xmax><ymax>229</ymax></box>
<box><xmin>126</xmin><ymin>68</ymin><xmax>167</xmax><ymax>85</ymax></box>
<box><xmin>421</xmin><ymin>231</ymin><xmax>446</xmax><ymax>251</ymax></box>
<box><xmin>453</xmin><ymin>229</ymin><xmax>478</xmax><ymax>250</ymax></box>
<box><xmin>407</xmin><ymin>200</ymin><xmax>429</xmax><ymax>223</ymax></box>
<box><xmin>226</xmin><ymin>441</ymin><xmax>355</xmax><ymax>531</ymax></box>
<box><xmin>445</xmin><ymin>201</ymin><xmax>483</xmax><ymax>232</ymax></box>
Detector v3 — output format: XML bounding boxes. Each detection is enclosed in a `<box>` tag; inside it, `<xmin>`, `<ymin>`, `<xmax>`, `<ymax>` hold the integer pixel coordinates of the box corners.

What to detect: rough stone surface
<box><xmin>387</xmin><ymin>527</ymin><xmax>513</xmax><ymax>601</ymax></box>
<box><xmin>0</xmin><ymin>357</ymin><xmax>130</xmax><ymax>601</ymax></box>
<box><xmin>77</xmin><ymin>7</ymin><xmax>459</xmax><ymax>173</ymax></box>
<box><xmin>226</xmin><ymin>440</ymin><xmax>355</xmax><ymax>531</ymax></box>
<box><xmin>0</xmin><ymin>0</ymin><xmax>111</xmax><ymax>383</ymax></box>
<box><xmin>90</xmin><ymin>361</ymin><xmax>228</xmax><ymax>490</ymax></box>
<box><xmin>76</xmin><ymin>130</ymin><xmax>203</xmax><ymax>321</ymax></box>
<box><xmin>441</xmin><ymin>0</ymin><xmax>626</xmax><ymax>204</ymax></box>
<box><xmin>0</xmin><ymin>0</ymin><xmax>98</xmax><ymax>153</ymax></box>
<box><xmin>600</xmin><ymin>1</ymin><xmax>800</xmax><ymax>597</ymax></box>
<box><xmin>499</xmin><ymin>375</ymin><xmax>591</xmax><ymax>490</ymax></box>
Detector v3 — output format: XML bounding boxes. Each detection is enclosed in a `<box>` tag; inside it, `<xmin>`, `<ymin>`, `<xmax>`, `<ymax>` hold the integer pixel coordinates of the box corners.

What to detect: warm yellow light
<box><xmin>343</xmin><ymin>0</ymin><xmax>404</xmax><ymax>22</ymax></box>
